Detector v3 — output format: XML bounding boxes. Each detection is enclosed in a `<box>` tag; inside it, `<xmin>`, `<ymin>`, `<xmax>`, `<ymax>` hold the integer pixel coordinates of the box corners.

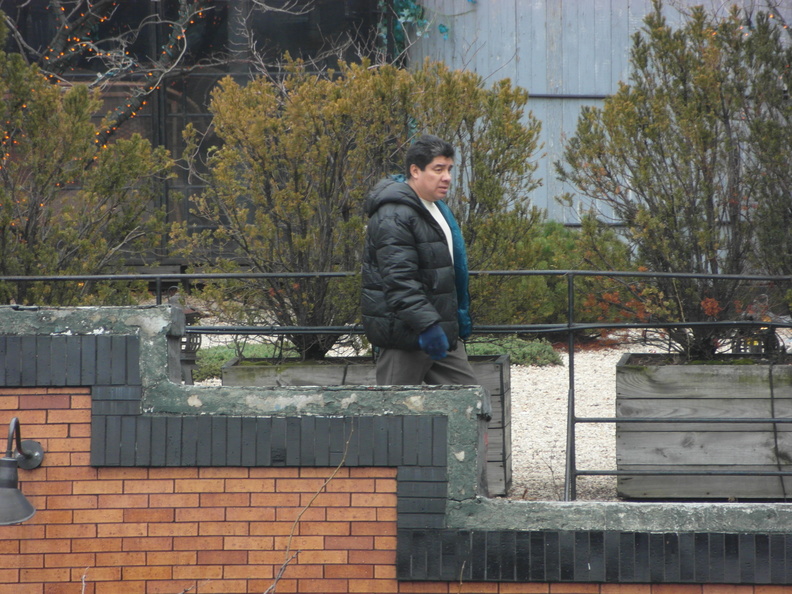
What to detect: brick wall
<box><xmin>3</xmin><ymin>388</ymin><xmax>792</xmax><ymax>594</ymax></box>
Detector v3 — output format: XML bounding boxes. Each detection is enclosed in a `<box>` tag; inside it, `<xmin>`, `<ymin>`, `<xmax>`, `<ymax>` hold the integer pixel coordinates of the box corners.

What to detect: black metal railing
<box><xmin>3</xmin><ymin>269</ymin><xmax>792</xmax><ymax>501</ymax></box>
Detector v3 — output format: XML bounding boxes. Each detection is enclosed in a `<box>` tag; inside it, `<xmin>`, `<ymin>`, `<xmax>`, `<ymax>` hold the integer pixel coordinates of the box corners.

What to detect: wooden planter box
<box><xmin>616</xmin><ymin>353</ymin><xmax>792</xmax><ymax>499</ymax></box>
<box><xmin>222</xmin><ymin>354</ymin><xmax>511</xmax><ymax>496</ymax></box>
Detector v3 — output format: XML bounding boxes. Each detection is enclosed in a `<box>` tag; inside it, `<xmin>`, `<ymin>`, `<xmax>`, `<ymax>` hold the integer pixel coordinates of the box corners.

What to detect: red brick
<box><xmin>326</xmin><ymin>478</ymin><xmax>375</xmax><ymax>492</ymax></box>
<box><xmin>144</xmin><ymin>551</ymin><xmax>196</xmax><ymax>566</ymax></box>
<box><xmin>0</xmin><ymin>554</ymin><xmax>43</xmax><ymax>569</ymax></box>
<box><xmin>94</xmin><ymin>581</ymin><xmax>145</xmax><ymax>594</ymax></box>
<box><xmin>299</xmin><ymin>521</ymin><xmax>351</xmax><ymax>536</ymax></box>
<box><xmin>144</xmin><ymin>581</ymin><xmax>204</xmax><ymax>594</ymax></box>
<box><xmin>45</xmin><ymin>524</ymin><xmax>97</xmax><ymax>540</ymax></box>
<box><xmin>224</xmin><ymin>478</ymin><xmax>275</xmax><ymax>492</ymax></box>
<box><xmin>123</xmin><ymin>508</ymin><xmax>174</xmax><ymax>523</ymax></box>
<box><xmin>352</xmin><ymin>521</ymin><xmax>396</xmax><ymax>536</ymax></box>
<box><xmin>122</xmin><ymin>565</ymin><xmax>173</xmax><ymax>581</ymax></box>
<box><xmin>225</xmin><ymin>507</ymin><xmax>276</xmax><ymax>523</ymax></box>
<box><xmin>351</xmin><ymin>492</ymin><xmax>398</xmax><ymax>507</ymax></box>
<box><xmin>46</xmin><ymin>438</ymin><xmax>90</xmax><ymax>453</ymax></box>
<box><xmin>171</xmin><ymin>564</ymin><xmax>223</xmax><ymax>580</ymax></box>
<box><xmin>174</xmin><ymin>479</ymin><xmax>224</xmax><ymax>493</ymax></box>
<box><xmin>70</xmin><ymin>565</ymin><xmax>121</xmax><ymax>582</ymax></box>
<box><xmin>454</xmin><ymin>583</ymin><xmax>496</xmax><ymax>594</ymax></box>
<box><xmin>297</xmin><ymin>492</ymin><xmax>349</xmax><ymax>507</ymax></box>
<box><xmin>97</xmin><ymin>493</ymin><xmax>149</xmax><ymax>508</ymax></box>
<box><xmin>19</xmin><ymin>395</ymin><xmax>70</xmax><ymax>409</ymax></box>
<box><xmin>172</xmin><ymin>536</ymin><xmax>224</xmax><ymax>551</ymax></box>
<box><xmin>72</xmin><ymin>538</ymin><xmax>122</xmax><ymax>553</ymax></box>
<box><xmin>601</xmin><ymin>586</ymin><xmax>652</xmax><ymax>594</ymax></box>
<box><xmin>249</xmin><ymin>522</ymin><xmax>297</xmax><ymax>536</ymax></box>
<box><xmin>198</xmin><ymin>522</ymin><xmax>248</xmax><ymax>536</ymax></box>
<box><xmin>0</xmin><ymin>523</ymin><xmax>43</xmax><ymax>540</ymax></box>
<box><xmin>349</xmin><ymin>578</ymin><xmax>400</xmax><ymax>592</ymax></box>
<box><xmin>325</xmin><ymin>564</ymin><xmax>374</xmax><ymax>579</ymax></box>
<box><xmin>197</xmin><ymin>550</ymin><xmax>247</xmax><ymax>565</ymax></box>
<box><xmin>19</xmin><ymin>568</ymin><xmax>70</xmax><ymax>582</ymax></box>
<box><xmin>399</xmin><ymin>582</ymin><xmax>449</xmax><ymax>594</ymax></box>
<box><xmin>275</xmin><ymin>506</ymin><xmax>325</xmax><ymax>523</ymax></box>
<box><xmin>176</xmin><ymin>507</ymin><xmax>226</xmax><ymax>522</ymax></box>
<box><xmin>652</xmin><ymin>587</ymin><xmax>701</xmax><ymax>594</ymax></box>
<box><xmin>349</xmin><ymin>549</ymin><xmax>395</xmax><ymax>565</ymax></box>
<box><xmin>223</xmin><ymin>536</ymin><xmax>276</xmax><ymax>551</ymax></box>
<box><xmin>20</xmin><ymin>539</ymin><xmax>70</xmax><ymax>554</ymax></box>
<box><xmin>45</xmin><ymin>494</ymin><xmax>97</xmax><ymax>510</ymax></box>
<box><xmin>42</xmin><ymin>552</ymin><xmax>95</xmax><ymax>568</ymax></box>
<box><xmin>49</xmin><ymin>409</ymin><xmax>90</xmax><ymax>424</ymax></box>
<box><xmin>191</xmin><ymin>580</ymin><xmax>248</xmax><ymax>594</ymax></box>
<box><xmin>47</xmin><ymin>466</ymin><xmax>98</xmax><ymax>482</ymax></box>
<box><xmin>199</xmin><ymin>493</ymin><xmax>250</xmax><ymax>507</ymax></box>
<box><xmin>27</xmin><ymin>510</ymin><xmax>73</xmax><ymax>524</ymax></box>
<box><xmin>276</xmin><ymin>476</ymin><xmax>331</xmax><ymax>491</ymax></box>
<box><xmin>96</xmin><ymin>523</ymin><xmax>147</xmax><ymax>538</ymax></box>
<box><xmin>23</xmin><ymin>482</ymin><xmax>72</xmax><ymax>496</ymax></box>
<box><xmin>149</xmin><ymin>493</ymin><xmax>198</xmax><ymax>508</ymax></box>
<box><xmin>224</xmin><ymin>565</ymin><xmax>274</xmax><ymax>579</ymax></box>
<box><xmin>122</xmin><ymin>537</ymin><xmax>173</xmax><ymax>552</ymax></box>
<box><xmin>124</xmin><ymin>479</ymin><xmax>174</xmax><ymax>494</ymax></box>
<box><xmin>498</xmin><ymin>585</ymin><xmax>551</xmax><ymax>594</ymax></box>
<box><xmin>0</xmin><ymin>586</ymin><xmax>41</xmax><ymax>594</ymax></box>
<box><xmin>294</xmin><ymin>579</ymin><xmax>348</xmax><ymax>592</ymax></box>
<box><xmin>324</xmin><ymin>535</ymin><xmax>374</xmax><ymax>550</ymax></box>
<box><xmin>325</xmin><ymin>507</ymin><xmax>376</xmax><ymax>522</ymax></box>
<box><xmin>94</xmin><ymin>551</ymin><xmax>147</xmax><ymax>567</ymax></box>
<box><xmin>250</xmin><ymin>493</ymin><xmax>301</xmax><ymax>507</ymax></box>
<box><xmin>98</xmin><ymin>468</ymin><xmax>149</xmax><ymax>480</ymax></box>
<box><xmin>73</xmin><ymin>509</ymin><xmax>123</xmax><ymax>524</ymax></box>
<box><xmin>148</xmin><ymin>522</ymin><xmax>198</xmax><ymax>537</ymax></box>
<box><xmin>375</xmin><ymin>536</ymin><xmax>397</xmax><ymax>550</ymax></box>
<box><xmin>549</xmin><ymin>585</ymin><xmax>601</xmax><ymax>593</ymax></box>
<box><xmin>376</xmin><ymin>478</ymin><xmax>398</xmax><ymax>493</ymax></box>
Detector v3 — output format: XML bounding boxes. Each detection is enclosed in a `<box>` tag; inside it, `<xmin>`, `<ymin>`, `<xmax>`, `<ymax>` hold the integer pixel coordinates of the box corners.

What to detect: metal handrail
<box><xmin>3</xmin><ymin>269</ymin><xmax>792</xmax><ymax>500</ymax></box>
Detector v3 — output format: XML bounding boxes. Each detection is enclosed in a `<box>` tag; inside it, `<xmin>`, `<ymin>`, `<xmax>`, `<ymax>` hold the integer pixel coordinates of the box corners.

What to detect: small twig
<box><xmin>262</xmin><ymin>423</ymin><xmax>355</xmax><ymax>594</ymax></box>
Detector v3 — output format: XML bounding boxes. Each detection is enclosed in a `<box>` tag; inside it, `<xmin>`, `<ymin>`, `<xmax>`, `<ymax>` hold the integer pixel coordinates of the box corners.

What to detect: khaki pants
<box><xmin>375</xmin><ymin>342</ymin><xmax>479</xmax><ymax>386</ymax></box>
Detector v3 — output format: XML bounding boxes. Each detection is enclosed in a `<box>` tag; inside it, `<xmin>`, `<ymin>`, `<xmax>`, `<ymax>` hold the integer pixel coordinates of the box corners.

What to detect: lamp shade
<box><xmin>0</xmin><ymin>456</ymin><xmax>35</xmax><ymax>526</ymax></box>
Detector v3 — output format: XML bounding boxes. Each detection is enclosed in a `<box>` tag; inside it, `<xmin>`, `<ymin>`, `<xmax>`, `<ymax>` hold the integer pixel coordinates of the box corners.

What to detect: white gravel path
<box><xmin>508</xmin><ymin>344</ymin><xmax>635</xmax><ymax>502</ymax></box>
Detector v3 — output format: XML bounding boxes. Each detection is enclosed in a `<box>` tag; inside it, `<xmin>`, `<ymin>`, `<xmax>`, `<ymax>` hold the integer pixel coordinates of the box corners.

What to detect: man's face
<box><xmin>408</xmin><ymin>156</ymin><xmax>453</xmax><ymax>202</ymax></box>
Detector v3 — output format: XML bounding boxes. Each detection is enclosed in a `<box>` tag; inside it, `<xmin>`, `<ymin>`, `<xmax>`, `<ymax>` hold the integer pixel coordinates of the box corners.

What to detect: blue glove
<box><xmin>418</xmin><ymin>323</ymin><xmax>449</xmax><ymax>360</ymax></box>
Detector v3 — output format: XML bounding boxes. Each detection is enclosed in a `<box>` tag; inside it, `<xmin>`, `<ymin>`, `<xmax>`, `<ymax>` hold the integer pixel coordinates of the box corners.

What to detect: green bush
<box><xmin>193</xmin><ymin>342</ymin><xmax>298</xmax><ymax>382</ymax></box>
<box><xmin>466</xmin><ymin>336</ymin><xmax>561</xmax><ymax>367</ymax></box>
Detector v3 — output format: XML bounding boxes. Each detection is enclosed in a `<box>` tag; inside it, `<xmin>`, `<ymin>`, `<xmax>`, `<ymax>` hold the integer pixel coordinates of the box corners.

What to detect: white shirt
<box><xmin>419</xmin><ymin>198</ymin><xmax>454</xmax><ymax>264</ymax></box>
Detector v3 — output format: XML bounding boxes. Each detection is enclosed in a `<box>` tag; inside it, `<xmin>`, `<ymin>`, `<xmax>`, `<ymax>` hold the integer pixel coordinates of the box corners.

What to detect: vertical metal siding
<box><xmin>409</xmin><ymin>0</ymin><xmax>792</xmax><ymax>223</ymax></box>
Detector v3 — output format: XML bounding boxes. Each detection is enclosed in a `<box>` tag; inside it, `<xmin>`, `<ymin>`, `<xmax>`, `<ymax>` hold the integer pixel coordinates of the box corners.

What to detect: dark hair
<box><xmin>405</xmin><ymin>134</ymin><xmax>454</xmax><ymax>175</ymax></box>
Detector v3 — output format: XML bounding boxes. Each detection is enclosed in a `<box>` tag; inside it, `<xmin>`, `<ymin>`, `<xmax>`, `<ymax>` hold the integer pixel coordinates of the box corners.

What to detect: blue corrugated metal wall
<box><xmin>408</xmin><ymin>0</ymin><xmax>792</xmax><ymax>224</ymax></box>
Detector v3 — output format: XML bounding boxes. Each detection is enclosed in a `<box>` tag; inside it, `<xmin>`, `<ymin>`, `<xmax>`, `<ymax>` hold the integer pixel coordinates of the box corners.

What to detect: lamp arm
<box><xmin>5</xmin><ymin>417</ymin><xmax>44</xmax><ymax>470</ymax></box>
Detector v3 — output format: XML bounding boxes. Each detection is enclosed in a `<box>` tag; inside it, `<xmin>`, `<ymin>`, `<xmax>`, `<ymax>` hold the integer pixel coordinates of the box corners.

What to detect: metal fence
<box><xmin>4</xmin><ymin>269</ymin><xmax>792</xmax><ymax>501</ymax></box>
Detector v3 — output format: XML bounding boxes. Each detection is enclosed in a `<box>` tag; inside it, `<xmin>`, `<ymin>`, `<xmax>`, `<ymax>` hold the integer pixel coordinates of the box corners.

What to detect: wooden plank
<box><xmin>616</xmin><ymin>398</ymin><xmax>792</xmax><ymax>431</ymax></box>
<box><xmin>616</xmin><ymin>430</ymin><xmax>792</xmax><ymax>466</ymax></box>
<box><xmin>616</xmin><ymin>359</ymin><xmax>792</xmax><ymax>400</ymax></box>
<box><xmin>617</xmin><ymin>465</ymin><xmax>792</xmax><ymax>500</ymax></box>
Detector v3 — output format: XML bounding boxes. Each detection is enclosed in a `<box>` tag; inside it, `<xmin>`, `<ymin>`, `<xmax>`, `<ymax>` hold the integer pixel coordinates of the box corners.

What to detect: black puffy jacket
<box><xmin>361</xmin><ymin>179</ymin><xmax>459</xmax><ymax>351</ymax></box>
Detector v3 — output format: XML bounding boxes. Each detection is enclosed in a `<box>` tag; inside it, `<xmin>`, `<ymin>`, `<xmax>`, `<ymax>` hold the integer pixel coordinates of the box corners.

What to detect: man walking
<box><xmin>361</xmin><ymin>134</ymin><xmax>478</xmax><ymax>386</ymax></box>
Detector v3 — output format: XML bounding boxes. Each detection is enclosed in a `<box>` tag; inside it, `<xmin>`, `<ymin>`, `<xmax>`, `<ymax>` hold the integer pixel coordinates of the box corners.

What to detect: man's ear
<box><xmin>409</xmin><ymin>163</ymin><xmax>421</xmax><ymax>179</ymax></box>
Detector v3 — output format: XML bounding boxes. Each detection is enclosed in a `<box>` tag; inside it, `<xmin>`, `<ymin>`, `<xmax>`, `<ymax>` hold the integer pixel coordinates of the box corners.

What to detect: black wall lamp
<box><xmin>0</xmin><ymin>417</ymin><xmax>45</xmax><ymax>526</ymax></box>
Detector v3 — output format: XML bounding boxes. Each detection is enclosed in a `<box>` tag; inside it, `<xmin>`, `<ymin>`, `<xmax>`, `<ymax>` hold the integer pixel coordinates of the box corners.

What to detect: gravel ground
<box><xmin>507</xmin><ymin>343</ymin><xmax>636</xmax><ymax>502</ymax></box>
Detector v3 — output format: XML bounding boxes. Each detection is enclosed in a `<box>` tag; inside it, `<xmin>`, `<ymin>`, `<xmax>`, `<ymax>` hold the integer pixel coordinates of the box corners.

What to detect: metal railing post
<box><xmin>563</xmin><ymin>273</ymin><xmax>577</xmax><ymax>501</ymax></box>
